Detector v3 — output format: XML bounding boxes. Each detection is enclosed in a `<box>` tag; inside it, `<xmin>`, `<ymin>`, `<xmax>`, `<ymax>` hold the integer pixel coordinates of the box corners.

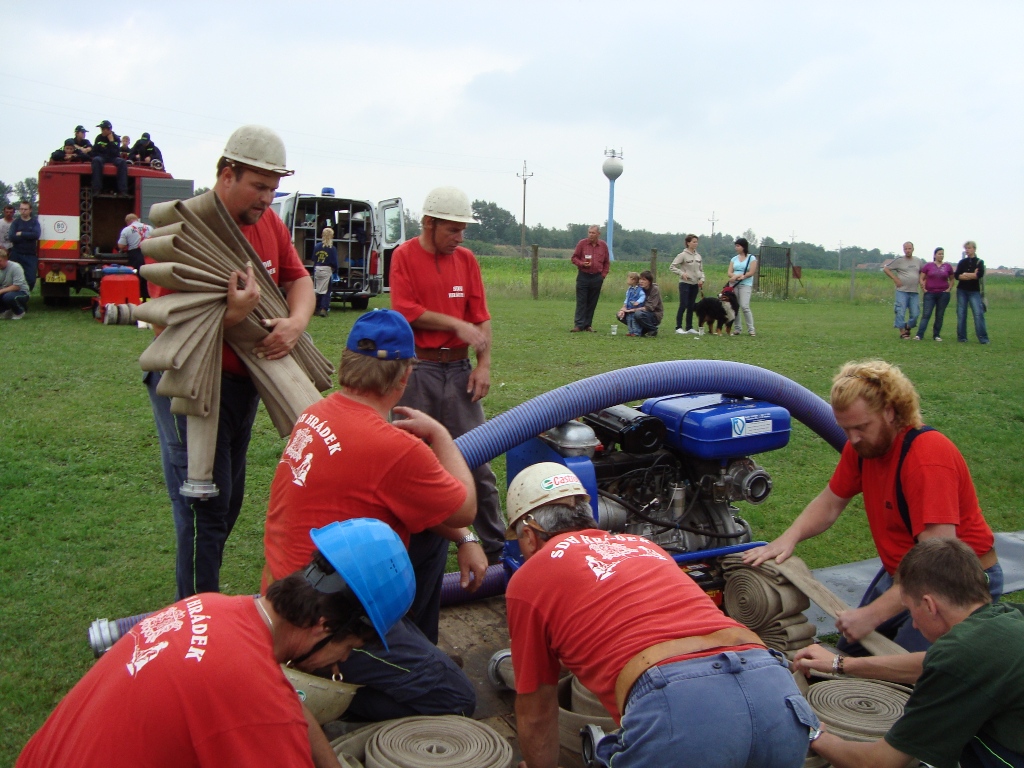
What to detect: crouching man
<box><xmin>504</xmin><ymin>463</ymin><xmax>818</xmax><ymax>768</ymax></box>
<box><xmin>794</xmin><ymin>538</ymin><xmax>1024</xmax><ymax>768</ymax></box>
<box><xmin>18</xmin><ymin>519</ymin><xmax>415</xmax><ymax>768</ymax></box>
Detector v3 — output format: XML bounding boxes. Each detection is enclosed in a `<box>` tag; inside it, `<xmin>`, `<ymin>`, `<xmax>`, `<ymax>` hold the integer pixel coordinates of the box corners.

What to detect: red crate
<box><xmin>96</xmin><ymin>274</ymin><xmax>141</xmax><ymax>322</ymax></box>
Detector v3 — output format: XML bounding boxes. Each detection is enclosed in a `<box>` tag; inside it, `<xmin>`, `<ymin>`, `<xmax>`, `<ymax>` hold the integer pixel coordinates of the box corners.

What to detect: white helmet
<box><xmin>506</xmin><ymin>462</ymin><xmax>589</xmax><ymax>538</ymax></box>
<box><xmin>222</xmin><ymin>124</ymin><xmax>294</xmax><ymax>176</ymax></box>
<box><xmin>422</xmin><ymin>186</ymin><xmax>476</xmax><ymax>223</ymax></box>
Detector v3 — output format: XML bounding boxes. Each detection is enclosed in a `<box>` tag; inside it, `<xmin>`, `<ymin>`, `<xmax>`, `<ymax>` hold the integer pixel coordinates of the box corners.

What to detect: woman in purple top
<box><xmin>914</xmin><ymin>247</ymin><xmax>955</xmax><ymax>341</ymax></box>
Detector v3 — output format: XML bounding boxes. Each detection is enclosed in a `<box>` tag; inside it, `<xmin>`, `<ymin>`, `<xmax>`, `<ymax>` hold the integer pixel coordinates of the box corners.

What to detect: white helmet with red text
<box><xmin>505</xmin><ymin>462</ymin><xmax>589</xmax><ymax>539</ymax></box>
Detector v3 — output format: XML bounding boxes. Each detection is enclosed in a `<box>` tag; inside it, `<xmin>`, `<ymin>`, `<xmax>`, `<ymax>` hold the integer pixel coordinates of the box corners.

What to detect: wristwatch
<box><xmin>809</xmin><ymin>726</ymin><xmax>824</xmax><ymax>743</ymax></box>
<box><xmin>455</xmin><ymin>532</ymin><xmax>480</xmax><ymax>547</ymax></box>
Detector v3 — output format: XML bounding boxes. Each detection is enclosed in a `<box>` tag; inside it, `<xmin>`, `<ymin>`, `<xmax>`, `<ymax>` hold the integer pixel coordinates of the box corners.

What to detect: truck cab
<box><xmin>36</xmin><ymin>161</ymin><xmax>193</xmax><ymax>304</ymax></box>
<box><xmin>270</xmin><ymin>189</ymin><xmax>404</xmax><ymax>310</ymax></box>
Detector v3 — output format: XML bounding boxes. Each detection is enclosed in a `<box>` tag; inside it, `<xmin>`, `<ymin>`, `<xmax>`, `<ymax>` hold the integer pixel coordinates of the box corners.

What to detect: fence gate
<box><xmin>756</xmin><ymin>245</ymin><xmax>791</xmax><ymax>299</ymax></box>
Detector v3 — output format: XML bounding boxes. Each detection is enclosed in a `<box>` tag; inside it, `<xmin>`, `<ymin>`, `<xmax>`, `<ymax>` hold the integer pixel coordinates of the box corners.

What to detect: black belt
<box><xmin>415</xmin><ymin>346</ymin><xmax>469</xmax><ymax>363</ymax></box>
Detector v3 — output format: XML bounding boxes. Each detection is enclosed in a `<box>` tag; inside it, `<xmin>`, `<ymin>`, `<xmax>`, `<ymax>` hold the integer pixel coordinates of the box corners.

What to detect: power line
<box><xmin>517</xmin><ymin>161</ymin><xmax>533</xmax><ymax>259</ymax></box>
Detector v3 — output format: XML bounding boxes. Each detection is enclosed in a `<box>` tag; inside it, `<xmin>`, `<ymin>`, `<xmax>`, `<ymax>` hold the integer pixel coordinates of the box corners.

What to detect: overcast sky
<box><xmin>6</xmin><ymin>1</ymin><xmax>1023</xmax><ymax>266</ymax></box>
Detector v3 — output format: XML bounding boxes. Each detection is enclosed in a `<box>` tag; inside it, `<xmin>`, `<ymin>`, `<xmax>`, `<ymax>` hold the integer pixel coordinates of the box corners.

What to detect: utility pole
<box><xmin>517</xmin><ymin>161</ymin><xmax>533</xmax><ymax>259</ymax></box>
<box><xmin>791</xmin><ymin>230</ymin><xmax>796</xmax><ymax>245</ymax></box>
<box><xmin>708</xmin><ymin>211</ymin><xmax>719</xmax><ymax>259</ymax></box>
<box><xmin>838</xmin><ymin>241</ymin><xmax>843</xmax><ymax>271</ymax></box>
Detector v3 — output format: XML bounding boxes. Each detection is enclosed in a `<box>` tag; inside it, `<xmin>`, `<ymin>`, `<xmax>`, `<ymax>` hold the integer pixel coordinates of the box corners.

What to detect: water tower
<box><xmin>602</xmin><ymin>149</ymin><xmax>623</xmax><ymax>261</ymax></box>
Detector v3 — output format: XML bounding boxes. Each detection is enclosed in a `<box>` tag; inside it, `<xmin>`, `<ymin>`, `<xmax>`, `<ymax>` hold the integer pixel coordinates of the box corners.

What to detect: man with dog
<box><xmin>671</xmin><ymin>234</ymin><xmax>705</xmax><ymax>334</ymax></box>
<box><xmin>794</xmin><ymin>538</ymin><xmax>1024</xmax><ymax>768</ymax></box>
<box><xmin>744</xmin><ymin>359</ymin><xmax>1001</xmax><ymax>653</ymax></box>
<box><xmin>506</xmin><ymin>463</ymin><xmax>818</xmax><ymax>768</ymax></box>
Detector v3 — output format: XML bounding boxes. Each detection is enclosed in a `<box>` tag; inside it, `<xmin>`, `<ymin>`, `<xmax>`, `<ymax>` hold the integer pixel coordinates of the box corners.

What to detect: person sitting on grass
<box><xmin>616</xmin><ymin>271</ymin><xmax>646</xmax><ymax>336</ymax></box>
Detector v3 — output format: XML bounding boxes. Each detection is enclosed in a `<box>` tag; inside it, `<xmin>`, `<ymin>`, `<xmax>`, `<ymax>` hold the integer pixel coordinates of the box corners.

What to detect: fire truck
<box><xmin>270</xmin><ymin>189</ymin><xmax>404</xmax><ymax>310</ymax></box>
<box><xmin>36</xmin><ymin>161</ymin><xmax>193</xmax><ymax>304</ymax></box>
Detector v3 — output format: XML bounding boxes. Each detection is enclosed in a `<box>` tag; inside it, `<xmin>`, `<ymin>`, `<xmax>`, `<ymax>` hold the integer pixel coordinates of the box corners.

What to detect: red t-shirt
<box><xmin>506</xmin><ymin>530</ymin><xmax>746</xmax><ymax>722</ymax></box>
<box><xmin>262</xmin><ymin>393</ymin><xmax>467</xmax><ymax>588</ymax></box>
<box><xmin>17</xmin><ymin>594</ymin><xmax>312</xmax><ymax>768</ymax></box>
<box><xmin>828</xmin><ymin>427</ymin><xmax>994</xmax><ymax>574</ymax></box>
<box><xmin>388</xmin><ymin>238</ymin><xmax>490</xmax><ymax>350</ymax></box>
<box><xmin>150</xmin><ymin>206</ymin><xmax>308</xmax><ymax>376</ymax></box>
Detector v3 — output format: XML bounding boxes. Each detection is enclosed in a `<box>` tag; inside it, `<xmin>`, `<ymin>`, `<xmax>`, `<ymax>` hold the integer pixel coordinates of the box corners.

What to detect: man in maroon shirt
<box><xmin>571</xmin><ymin>224</ymin><xmax>610</xmax><ymax>332</ymax></box>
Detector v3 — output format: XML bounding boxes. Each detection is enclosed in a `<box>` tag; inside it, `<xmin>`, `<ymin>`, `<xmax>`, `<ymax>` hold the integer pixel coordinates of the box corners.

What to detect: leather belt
<box><xmin>614</xmin><ymin>626</ymin><xmax>764</xmax><ymax>715</ymax></box>
<box><xmin>979</xmin><ymin>548</ymin><xmax>998</xmax><ymax>571</ymax></box>
<box><xmin>415</xmin><ymin>346</ymin><xmax>469</xmax><ymax>363</ymax></box>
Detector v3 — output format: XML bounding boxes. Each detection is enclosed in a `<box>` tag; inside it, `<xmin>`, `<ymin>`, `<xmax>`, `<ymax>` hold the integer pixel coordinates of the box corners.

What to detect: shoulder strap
<box><xmin>895</xmin><ymin>426</ymin><xmax>936</xmax><ymax>537</ymax></box>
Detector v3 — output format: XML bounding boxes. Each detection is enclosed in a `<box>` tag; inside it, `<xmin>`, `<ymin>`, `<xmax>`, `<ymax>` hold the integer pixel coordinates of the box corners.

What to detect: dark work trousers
<box><xmin>574</xmin><ymin>271</ymin><xmax>605</xmax><ymax>329</ymax></box>
<box><xmin>676</xmin><ymin>282</ymin><xmax>700</xmax><ymax>330</ymax></box>
<box><xmin>126</xmin><ymin>248</ymin><xmax>149</xmax><ymax>299</ymax></box>
<box><xmin>91</xmin><ymin>156</ymin><xmax>129</xmax><ymax>194</ymax></box>
<box><xmin>145</xmin><ymin>370</ymin><xmax>260</xmax><ymax>599</ymax></box>
<box><xmin>397</xmin><ymin>358</ymin><xmax>504</xmax><ymax>636</ymax></box>
<box><xmin>9</xmin><ymin>251</ymin><xmax>37</xmax><ymax>292</ymax></box>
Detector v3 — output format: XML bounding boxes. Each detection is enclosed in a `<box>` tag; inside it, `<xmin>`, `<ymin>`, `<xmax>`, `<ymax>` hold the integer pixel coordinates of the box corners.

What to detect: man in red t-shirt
<box><xmin>505</xmin><ymin>463</ymin><xmax>815</xmax><ymax>768</ymax></box>
<box><xmin>745</xmin><ymin>359</ymin><xmax>1001</xmax><ymax>653</ymax></box>
<box><xmin>389</xmin><ymin>186</ymin><xmax>504</xmax><ymax>642</ymax></box>
<box><xmin>145</xmin><ymin>125</ymin><xmax>315</xmax><ymax>600</ymax></box>
<box><xmin>18</xmin><ymin>519</ymin><xmax>414</xmax><ymax>768</ymax></box>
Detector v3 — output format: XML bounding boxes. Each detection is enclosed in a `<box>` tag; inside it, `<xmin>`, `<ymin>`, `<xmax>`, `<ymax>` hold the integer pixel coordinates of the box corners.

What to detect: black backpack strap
<box><xmin>895</xmin><ymin>426</ymin><xmax>936</xmax><ymax>537</ymax></box>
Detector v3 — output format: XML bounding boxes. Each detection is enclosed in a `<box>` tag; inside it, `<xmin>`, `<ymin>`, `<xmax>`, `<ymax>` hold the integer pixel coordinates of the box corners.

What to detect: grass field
<box><xmin>1</xmin><ymin>259</ymin><xmax>1022</xmax><ymax>762</ymax></box>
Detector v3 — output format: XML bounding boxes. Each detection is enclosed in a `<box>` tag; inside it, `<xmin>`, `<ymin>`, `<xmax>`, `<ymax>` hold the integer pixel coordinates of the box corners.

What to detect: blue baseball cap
<box><xmin>346</xmin><ymin>309</ymin><xmax>416</xmax><ymax>361</ymax></box>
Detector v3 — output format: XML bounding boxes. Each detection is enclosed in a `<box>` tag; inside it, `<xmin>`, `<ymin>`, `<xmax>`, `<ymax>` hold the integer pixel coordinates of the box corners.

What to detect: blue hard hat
<box><xmin>309</xmin><ymin>519</ymin><xmax>414</xmax><ymax>651</ymax></box>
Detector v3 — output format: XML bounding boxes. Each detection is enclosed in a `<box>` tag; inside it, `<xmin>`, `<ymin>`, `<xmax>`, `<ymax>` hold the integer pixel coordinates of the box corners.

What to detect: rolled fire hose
<box><xmin>136</xmin><ymin>191</ymin><xmax>333</xmax><ymax>497</ymax></box>
<box><xmin>806</xmin><ymin>678</ymin><xmax>912</xmax><ymax>743</ymax></box>
<box><xmin>720</xmin><ymin>554</ymin><xmax>816</xmax><ymax>657</ymax></box>
<box><xmin>330</xmin><ymin>716</ymin><xmax>513</xmax><ymax>768</ymax></box>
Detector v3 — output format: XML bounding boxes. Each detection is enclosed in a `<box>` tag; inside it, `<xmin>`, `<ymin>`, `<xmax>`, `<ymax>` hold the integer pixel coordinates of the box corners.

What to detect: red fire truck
<box><xmin>36</xmin><ymin>161</ymin><xmax>193</xmax><ymax>304</ymax></box>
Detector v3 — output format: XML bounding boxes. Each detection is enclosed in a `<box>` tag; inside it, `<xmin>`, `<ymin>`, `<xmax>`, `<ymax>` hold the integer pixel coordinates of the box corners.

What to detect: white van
<box><xmin>271</xmin><ymin>189</ymin><xmax>404</xmax><ymax>310</ymax></box>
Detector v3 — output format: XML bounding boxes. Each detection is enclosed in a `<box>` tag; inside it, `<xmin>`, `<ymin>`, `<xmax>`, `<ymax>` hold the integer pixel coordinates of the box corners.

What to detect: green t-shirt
<box><xmin>885</xmin><ymin>602</ymin><xmax>1024</xmax><ymax>768</ymax></box>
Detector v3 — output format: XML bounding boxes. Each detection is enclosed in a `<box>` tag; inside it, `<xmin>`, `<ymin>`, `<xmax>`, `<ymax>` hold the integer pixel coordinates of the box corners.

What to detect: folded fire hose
<box><xmin>136</xmin><ymin>191</ymin><xmax>333</xmax><ymax>497</ymax></box>
<box><xmin>330</xmin><ymin>716</ymin><xmax>513</xmax><ymax>768</ymax></box>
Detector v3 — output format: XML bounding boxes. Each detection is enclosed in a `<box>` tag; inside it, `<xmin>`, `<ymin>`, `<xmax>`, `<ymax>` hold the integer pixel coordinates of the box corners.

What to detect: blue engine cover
<box><xmin>640</xmin><ymin>394</ymin><xmax>790</xmax><ymax>459</ymax></box>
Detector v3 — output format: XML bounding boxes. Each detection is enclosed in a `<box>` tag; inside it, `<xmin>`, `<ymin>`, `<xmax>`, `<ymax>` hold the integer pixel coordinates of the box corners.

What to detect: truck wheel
<box><xmin>350</xmin><ymin>296</ymin><xmax>369</xmax><ymax>311</ymax></box>
<box><xmin>42</xmin><ymin>283</ymin><xmax>71</xmax><ymax>306</ymax></box>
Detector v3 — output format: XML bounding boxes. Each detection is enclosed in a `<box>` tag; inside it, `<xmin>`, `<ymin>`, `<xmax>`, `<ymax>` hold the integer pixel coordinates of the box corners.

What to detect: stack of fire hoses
<box><xmin>330</xmin><ymin>716</ymin><xmax>513</xmax><ymax>768</ymax></box>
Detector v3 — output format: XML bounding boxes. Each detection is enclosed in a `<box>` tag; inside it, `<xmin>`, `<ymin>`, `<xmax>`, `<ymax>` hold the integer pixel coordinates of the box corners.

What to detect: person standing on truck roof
<box><xmin>570</xmin><ymin>224</ymin><xmax>610</xmax><ymax>332</ymax></box>
<box><xmin>146</xmin><ymin>124</ymin><xmax>315</xmax><ymax>600</ymax></box>
<box><xmin>263</xmin><ymin>309</ymin><xmax>479</xmax><ymax>721</ymax></box>
<box><xmin>17</xmin><ymin>519</ymin><xmax>416</xmax><ymax>768</ymax></box>
<box><xmin>9</xmin><ymin>200</ymin><xmax>40</xmax><ymax>292</ymax></box>
<box><xmin>388</xmin><ymin>185</ymin><xmax>505</xmax><ymax>640</ymax></box>
<box><xmin>311</xmin><ymin>227</ymin><xmax>338</xmax><ymax>318</ymax></box>
<box><xmin>743</xmin><ymin>359</ymin><xmax>1001</xmax><ymax>653</ymax></box>
<box><xmin>794</xmin><ymin>538</ymin><xmax>1024</xmax><ymax>768</ymax></box>
<box><xmin>90</xmin><ymin>120</ymin><xmax>129</xmax><ymax>197</ymax></box>
<box><xmin>130</xmin><ymin>132</ymin><xmax>163</xmax><ymax>167</ymax></box>
<box><xmin>73</xmin><ymin>124</ymin><xmax>92</xmax><ymax>155</ymax></box>
<box><xmin>117</xmin><ymin>213</ymin><xmax>152</xmax><ymax>299</ymax></box>
<box><xmin>505</xmin><ymin>463</ymin><xmax>817</xmax><ymax>768</ymax></box>
<box><xmin>0</xmin><ymin>204</ymin><xmax>15</xmax><ymax>253</ymax></box>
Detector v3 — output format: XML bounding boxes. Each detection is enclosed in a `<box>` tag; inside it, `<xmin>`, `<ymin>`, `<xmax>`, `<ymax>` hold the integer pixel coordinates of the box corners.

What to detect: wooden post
<box><xmin>849</xmin><ymin>252</ymin><xmax>857</xmax><ymax>301</ymax></box>
<box><xmin>649</xmin><ymin>248</ymin><xmax>658</xmax><ymax>281</ymax></box>
<box><xmin>531</xmin><ymin>244</ymin><xmax>539</xmax><ymax>300</ymax></box>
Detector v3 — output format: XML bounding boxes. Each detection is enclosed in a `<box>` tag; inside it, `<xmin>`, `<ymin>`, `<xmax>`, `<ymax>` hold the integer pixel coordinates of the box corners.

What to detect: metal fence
<box><xmin>756</xmin><ymin>245</ymin><xmax>792</xmax><ymax>300</ymax></box>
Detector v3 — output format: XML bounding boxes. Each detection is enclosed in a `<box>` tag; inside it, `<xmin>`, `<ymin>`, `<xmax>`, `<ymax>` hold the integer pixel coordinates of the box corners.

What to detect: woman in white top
<box><xmin>727</xmin><ymin>237</ymin><xmax>757</xmax><ymax>336</ymax></box>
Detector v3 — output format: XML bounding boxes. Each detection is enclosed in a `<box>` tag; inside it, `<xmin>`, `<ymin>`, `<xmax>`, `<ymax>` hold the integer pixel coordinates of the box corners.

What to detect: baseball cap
<box><xmin>64</xmin><ymin>138</ymin><xmax>76</xmax><ymax>147</ymax></box>
<box><xmin>346</xmin><ymin>309</ymin><xmax>415</xmax><ymax>361</ymax></box>
<box><xmin>97</xmin><ymin>120</ymin><xmax>113</xmax><ymax>129</ymax></box>
<box><xmin>75</xmin><ymin>125</ymin><xmax>88</xmax><ymax>133</ymax></box>
<box><xmin>141</xmin><ymin>132</ymin><xmax>151</xmax><ymax>140</ymax></box>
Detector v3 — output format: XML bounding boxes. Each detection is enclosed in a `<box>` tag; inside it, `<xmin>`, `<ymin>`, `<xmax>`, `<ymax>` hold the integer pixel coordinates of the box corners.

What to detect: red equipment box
<box><xmin>96</xmin><ymin>274</ymin><xmax>141</xmax><ymax>322</ymax></box>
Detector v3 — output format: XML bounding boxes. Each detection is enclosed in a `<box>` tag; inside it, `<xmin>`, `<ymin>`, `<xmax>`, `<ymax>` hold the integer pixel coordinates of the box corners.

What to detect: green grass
<box><xmin>2</xmin><ymin>264</ymin><xmax>1022</xmax><ymax>762</ymax></box>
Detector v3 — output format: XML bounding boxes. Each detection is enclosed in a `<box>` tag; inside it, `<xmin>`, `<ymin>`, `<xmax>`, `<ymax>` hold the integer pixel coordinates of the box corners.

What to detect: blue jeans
<box><xmin>957</xmin><ymin>290</ymin><xmax>989</xmax><ymax>343</ymax></box>
<box><xmin>837</xmin><ymin>562</ymin><xmax>1003</xmax><ymax>654</ymax></box>
<box><xmin>1</xmin><ymin>289</ymin><xmax>29</xmax><ymax>315</ymax></box>
<box><xmin>145</xmin><ymin>370</ymin><xmax>260</xmax><ymax>599</ymax></box>
<box><xmin>597</xmin><ymin>649</ymin><xmax>815</xmax><ymax>768</ymax></box>
<box><xmin>916</xmin><ymin>291</ymin><xmax>950</xmax><ymax>338</ymax></box>
<box><xmin>894</xmin><ymin>291</ymin><xmax>920</xmax><ymax>330</ymax></box>
<box><xmin>331</xmin><ymin>616</ymin><xmax>476</xmax><ymax>721</ymax></box>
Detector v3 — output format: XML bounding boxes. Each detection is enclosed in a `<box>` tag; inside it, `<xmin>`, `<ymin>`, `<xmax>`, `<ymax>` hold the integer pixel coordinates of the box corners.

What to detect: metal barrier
<box><xmin>757</xmin><ymin>245</ymin><xmax>792</xmax><ymax>300</ymax></box>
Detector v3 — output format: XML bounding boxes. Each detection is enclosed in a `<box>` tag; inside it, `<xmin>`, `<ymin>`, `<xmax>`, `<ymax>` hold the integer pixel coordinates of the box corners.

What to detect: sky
<box><xmin>5</xmin><ymin>1</ymin><xmax>1023</xmax><ymax>266</ymax></box>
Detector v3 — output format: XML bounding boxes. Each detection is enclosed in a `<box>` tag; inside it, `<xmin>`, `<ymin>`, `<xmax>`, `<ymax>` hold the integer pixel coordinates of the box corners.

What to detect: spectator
<box><xmin>630</xmin><ymin>270</ymin><xmax>663</xmax><ymax>337</ymax></box>
<box><xmin>91</xmin><ymin>120</ymin><xmax>129</xmax><ymax>196</ymax></box>
<box><xmin>955</xmin><ymin>240</ymin><xmax>989</xmax><ymax>344</ymax></box>
<box><xmin>117</xmin><ymin>213</ymin><xmax>153</xmax><ymax>299</ymax></box>
<box><xmin>311</xmin><ymin>227</ymin><xmax>338</xmax><ymax>318</ymax></box>
<box><xmin>914</xmin><ymin>247</ymin><xmax>954</xmax><ymax>341</ymax></box>
<box><xmin>727</xmin><ymin>237</ymin><xmax>757</xmax><ymax>336</ymax></box>
<box><xmin>0</xmin><ymin>248</ymin><xmax>30</xmax><ymax>319</ymax></box>
<box><xmin>0</xmin><ymin>204</ymin><xmax>14</xmax><ymax>252</ymax></box>
<box><xmin>9</xmin><ymin>200</ymin><xmax>40</xmax><ymax>291</ymax></box>
<box><xmin>50</xmin><ymin>138</ymin><xmax>87</xmax><ymax>163</ymax></box>
<box><xmin>616</xmin><ymin>271</ymin><xmax>646</xmax><ymax>336</ymax></box>
<box><xmin>670</xmin><ymin>233</ymin><xmax>705</xmax><ymax>334</ymax></box>
<box><xmin>570</xmin><ymin>224</ymin><xmax>610</xmax><ymax>332</ymax></box>
<box><xmin>130</xmin><ymin>132</ymin><xmax>164</xmax><ymax>167</ymax></box>
<box><xmin>119</xmin><ymin>135</ymin><xmax>132</xmax><ymax>160</ymax></box>
<box><xmin>73</xmin><ymin>124</ymin><xmax>92</xmax><ymax>155</ymax></box>
<box><xmin>883</xmin><ymin>242</ymin><xmax>923</xmax><ymax>340</ymax></box>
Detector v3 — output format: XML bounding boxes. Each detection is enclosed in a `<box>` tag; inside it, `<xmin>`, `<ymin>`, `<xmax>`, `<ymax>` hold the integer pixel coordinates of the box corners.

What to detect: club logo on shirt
<box><xmin>282</xmin><ymin>427</ymin><xmax>315</xmax><ymax>486</ymax></box>
<box><xmin>548</xmin><ymin>533</ymin><xmax>667</xmax><ymax>581</ymax></box>
<box><xmin>126</xmin><ymin>641</ymin><xmax>169</xmax><ymax>677</ymax></box>
<box><xmin>137</xmin><ymin>606</ymin><xmax>186</xmax><ymax>644</ymax></box>
<box><xmin>448</xmin><ymin>284</ymin><xmax>465</xmax><ymax>298</ymax></box>
<box><xmin>263</xmin><ymin>259</ymin><xmax>276</xmax><ymax>276</ymax></box>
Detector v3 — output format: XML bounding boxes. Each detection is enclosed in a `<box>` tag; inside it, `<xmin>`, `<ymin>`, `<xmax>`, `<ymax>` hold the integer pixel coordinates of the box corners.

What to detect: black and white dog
<box><xmin>695</xmin><ymin>287</ymin><xmax>739</xmax><ymax>335</ymax></box>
